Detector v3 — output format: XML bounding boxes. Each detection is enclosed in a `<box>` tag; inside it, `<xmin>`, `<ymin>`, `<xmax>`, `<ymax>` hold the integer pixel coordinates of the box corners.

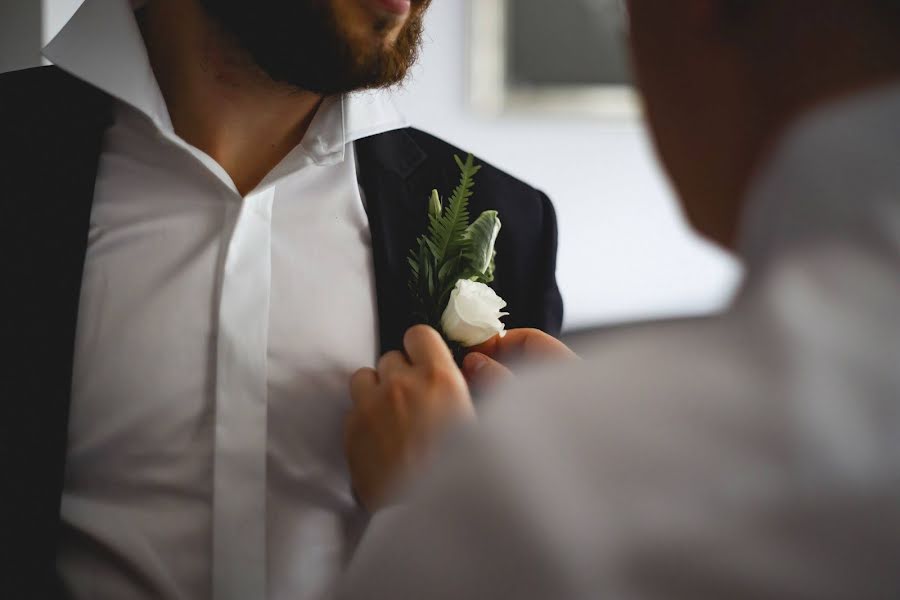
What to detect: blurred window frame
<box><xmin>469</xmin><ymin>0</ymin><xmax>640</xmax><ymax>120</ymax></box>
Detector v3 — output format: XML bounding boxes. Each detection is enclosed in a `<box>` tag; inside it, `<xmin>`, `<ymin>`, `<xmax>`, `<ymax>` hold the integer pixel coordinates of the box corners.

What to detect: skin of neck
<box><xmin>631</xmin><ymin>1</ymin><xmax>900</xmax><ymax>249</ymax></box>
<box><xmin>698</xmin><ymin>50</ymin><xmax>900</xmax><ymax>249</ymax></box>
<box><xmin>720</xmin><ymin>19</ymin><xmax>900</xmax><ymax>248</ymax></box>
<box><xmin>140</xmin><ymin>0</ymin><xmax>324</xmax><ymax>196</ymax></box>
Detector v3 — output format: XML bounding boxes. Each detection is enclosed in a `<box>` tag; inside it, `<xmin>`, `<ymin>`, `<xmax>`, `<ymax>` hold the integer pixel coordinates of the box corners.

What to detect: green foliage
<box><xmin>408</xmin><ymin>154</ymin><xmax>500</xmax><ymax>330</ymax></box>
<box><xmin>463</xmin><ymin>210</ymin><xmax>500</xmax><ymax>284</ymax></box>
<box><xmin>428</xmin><ymin>189</ymin><xmax>442</xmax><ymax>220</ymax></box>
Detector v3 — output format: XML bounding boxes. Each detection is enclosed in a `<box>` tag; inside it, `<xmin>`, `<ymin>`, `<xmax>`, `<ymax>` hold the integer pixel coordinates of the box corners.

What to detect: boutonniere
<box><xmin>408</xmin><ymin>154</ymin><xmax>508</xmax><ymax>350</ymax></box>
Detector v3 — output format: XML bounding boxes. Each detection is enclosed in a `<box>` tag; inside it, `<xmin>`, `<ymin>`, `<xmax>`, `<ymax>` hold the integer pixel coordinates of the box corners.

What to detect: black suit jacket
<box><xmin>0</xmin><ymin>66</ymin><xmax>562</xmax><ymax>598</ymax></box>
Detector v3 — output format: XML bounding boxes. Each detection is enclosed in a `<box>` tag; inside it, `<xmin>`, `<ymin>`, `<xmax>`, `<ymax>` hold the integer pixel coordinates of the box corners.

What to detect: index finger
<box><xmin>402</xmin><ymin>325</ymin><xmax>455</xmax><ymax>367</ymax></box>
<box><xmin>469</xmin><ymin>328</ymin><xmax>575</xmax><ymax>360</ymax></box>
<box><xmin>349</xmin><ymin>368</ymin><xmax>379</xmax><ymax>403</ymax></box>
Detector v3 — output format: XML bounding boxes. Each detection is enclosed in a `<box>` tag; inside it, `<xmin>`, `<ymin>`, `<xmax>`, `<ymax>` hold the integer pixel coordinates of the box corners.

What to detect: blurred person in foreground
<box><xmin>340</xmin><ymin>1</ymin><xmax>900</xmax><ymax>597</ymax></box>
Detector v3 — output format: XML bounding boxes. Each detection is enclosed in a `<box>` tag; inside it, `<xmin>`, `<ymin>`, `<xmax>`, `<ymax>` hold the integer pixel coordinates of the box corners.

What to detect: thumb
<box><xmin>462</xmin><ymin>352</ymin><xmax>513</xmax><ymax>386</ymax></box>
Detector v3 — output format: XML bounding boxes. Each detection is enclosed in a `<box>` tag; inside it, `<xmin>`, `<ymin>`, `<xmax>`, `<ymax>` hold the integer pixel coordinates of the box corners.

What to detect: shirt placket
<box><xmin>212</xmin><ymin>188</ymin><xmax>276</xmax><ymax>600</ymax></box>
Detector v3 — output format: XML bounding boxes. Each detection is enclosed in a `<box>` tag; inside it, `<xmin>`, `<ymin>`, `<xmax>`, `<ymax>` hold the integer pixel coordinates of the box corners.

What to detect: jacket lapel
<box><xmin>355</xmin><ymin>130</ymin><xmax>429</xmax><ymax>355</ymax></box>
<box><xmin>2</xmin><ymin>66</ymin><xmax>112</xmax><ymax>590</ymax></box>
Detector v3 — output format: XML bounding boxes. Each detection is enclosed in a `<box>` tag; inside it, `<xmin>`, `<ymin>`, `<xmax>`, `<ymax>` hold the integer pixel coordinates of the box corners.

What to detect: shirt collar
<box><xmin>43</xmin><ymin>0</ymin><xmax>173</xmax><ymax>131</ymax></box>
<box><xmin>738</xmin><ymin>81</ymin><xmax>900</xmax><ymax>269</ymax></box>
<box><xmin>42</xmin><ymin>0</ymin><xmax>406</xmax><ymax>166</ymax></box>
<box><xmin>300</xmin><ymin>90</ymin><xmax>408</xmax><ymax>166</ymax></box>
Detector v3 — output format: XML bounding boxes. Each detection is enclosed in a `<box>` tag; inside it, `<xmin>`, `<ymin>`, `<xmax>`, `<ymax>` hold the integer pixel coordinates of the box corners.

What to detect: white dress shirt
<box><xmin>339</xmin><ymin>85</ymin><xmax>900</xmax><ymax>599</ymax></box>
<box><xmin>44</xmin><ymin>1</ymin><xmax>407</xmax><ymax>599</ymax></box>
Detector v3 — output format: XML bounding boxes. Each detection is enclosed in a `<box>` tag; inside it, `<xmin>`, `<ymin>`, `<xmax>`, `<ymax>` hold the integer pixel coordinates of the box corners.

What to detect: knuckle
<box><xmin>385</xmin><ymin>375</ymin><xmax>412</xmax><ymax>400</ymax></box>
<box><xmin>353</xmin><ymin>404</ymin><xmax>381</xmax><ymax>432</ymax></box>
<box><xmin>350</xmin><ymin>368</ymin><xmax>374</xmax><ymax>386</ymax></box>
<box><xmin>350</xmin><ymin>386</ymin><xmax>380</xmax><ymax>414</ymax></box>
<box><xmin>405</xmin><ymin>324</ymin><xmax>436</xmax><ymax>345</ymax></box>
<box><xmin>423</xmin><ymin>364</ymin><xmax>458</xmax><ymax>388</ymax></box>
<box><xmin>377</xmin><ymin>351</ymin><xmax>403</xmax><ymax>372</ymax></box>
<box><xmin>353</xmin><ymin>366</ymin><xmax>373</xmax><ymax>377</ymax></box>
<box><xmin>349</xmin><ymin>386</ymin><xmax>367</xmax><ymax>405</ymax></box>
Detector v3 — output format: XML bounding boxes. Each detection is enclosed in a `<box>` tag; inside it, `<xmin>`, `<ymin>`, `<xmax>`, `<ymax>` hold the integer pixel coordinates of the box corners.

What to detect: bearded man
<box><xmin>0</xmin><ymin>1</ymin><xmax>563</xmax><ymax>598</ymax></box>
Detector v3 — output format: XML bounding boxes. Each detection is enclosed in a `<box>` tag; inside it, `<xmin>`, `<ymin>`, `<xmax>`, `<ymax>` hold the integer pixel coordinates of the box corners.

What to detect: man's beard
<box><xmin>198</xmin><ymin>0</ymin><xmax>428</xmax><ymax>95</ymax></box>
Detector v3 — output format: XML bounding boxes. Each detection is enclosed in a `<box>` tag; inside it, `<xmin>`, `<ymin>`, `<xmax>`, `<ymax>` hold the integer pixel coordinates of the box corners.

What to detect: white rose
<box><xmin>441</xmin><ymin>279</ymin><xmax>509</xmax><ymax>347</ymax></box>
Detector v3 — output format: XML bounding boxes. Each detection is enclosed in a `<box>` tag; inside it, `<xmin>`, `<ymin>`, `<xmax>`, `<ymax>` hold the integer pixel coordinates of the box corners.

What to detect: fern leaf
<box><xmin>407</xmin><ymin>153</ymin><xmax>489</xmax><ymax>330</ymax></box>
<box><xmin>425</xmin><ymin>154</ymin><xmax>481</xmax><ymax>266</ymax></box>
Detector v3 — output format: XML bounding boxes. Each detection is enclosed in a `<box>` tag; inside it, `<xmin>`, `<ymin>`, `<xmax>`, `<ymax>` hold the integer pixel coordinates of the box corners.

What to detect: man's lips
<box><xmin>364</xmin><ymin>0</ymin><xmax>412</xmax><ymax>17</ymax></box>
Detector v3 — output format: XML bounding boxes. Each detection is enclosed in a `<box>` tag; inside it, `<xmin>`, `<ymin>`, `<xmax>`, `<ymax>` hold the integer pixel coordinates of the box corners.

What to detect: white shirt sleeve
<box><xmin>337</xmin><ymin>312</ymin><xmax>900</xmax><ymax>600</ymax></box>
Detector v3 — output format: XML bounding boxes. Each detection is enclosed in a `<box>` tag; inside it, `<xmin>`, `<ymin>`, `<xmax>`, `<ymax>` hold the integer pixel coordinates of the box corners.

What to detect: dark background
<box><xmin>508</xmin><ymin>0</ymin><xmax>631</xmax><ymax>87</ymax></box>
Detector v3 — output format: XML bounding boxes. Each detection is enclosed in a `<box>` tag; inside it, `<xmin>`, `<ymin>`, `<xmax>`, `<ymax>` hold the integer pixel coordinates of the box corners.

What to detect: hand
<box><xmin>345</xmin><ymin>325</ymin><xmax>474</xmax><ymax>512</ymax></box>
<box><xmin>462</xmin><ymin>328</ymin><xmax>578</xmax><ymax>387</ymax></box>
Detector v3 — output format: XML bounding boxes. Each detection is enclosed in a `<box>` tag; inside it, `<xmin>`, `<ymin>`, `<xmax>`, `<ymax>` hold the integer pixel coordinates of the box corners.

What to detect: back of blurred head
<box><xmin>626</xmin><ymin>0</ymin><xmax>900</xmax><ymax>247</ymax></box>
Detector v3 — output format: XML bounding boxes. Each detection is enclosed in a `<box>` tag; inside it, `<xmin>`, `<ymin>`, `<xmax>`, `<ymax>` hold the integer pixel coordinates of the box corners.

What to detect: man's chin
<box><xmin>200</xmin><ymin>0</ymin><xmax>424</xmax><ymax>95</ymax></box>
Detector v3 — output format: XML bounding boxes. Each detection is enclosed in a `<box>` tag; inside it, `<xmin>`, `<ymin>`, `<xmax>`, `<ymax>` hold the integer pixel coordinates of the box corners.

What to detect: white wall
<box><xmin>0</xmin><ymin>0</ymin><xmax>42</xmax><ymax>73</ymax></box>
<box><xmin>43</xmin><ymin>0</ymin><xmax>82</xmax><ymax>45</ymax></box>
<box><xmin>39</xmin><ymin>0</ymin><xmax>743</xmax><ymax>331</ymax></box>
<box><xmin>389</xmin><ymin>0</ymin><xmax>742</xmax><ymax>330</ymax></box>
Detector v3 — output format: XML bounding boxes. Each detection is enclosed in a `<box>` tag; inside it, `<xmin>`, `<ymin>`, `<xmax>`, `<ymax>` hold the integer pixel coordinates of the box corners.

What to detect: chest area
<box><xmin>67</xmin><ymin>130</ymin><xmax>379</xmax><ymax>471</ymax></box>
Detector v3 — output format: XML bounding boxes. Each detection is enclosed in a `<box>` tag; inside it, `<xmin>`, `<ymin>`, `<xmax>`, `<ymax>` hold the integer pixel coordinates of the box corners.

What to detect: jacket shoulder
<box><xmin>0</xmin><ymin>66</ymin><xmax>111</xmax><ymax>149</ymax></box>
<box><xmin>403</xmin><ymin>127</ymin><xmax>548</xmax><ymax>204</ymax></box>
<box><xmin>0</xmin><ymin>65</ymin><xmax>71</xmax><ymax>95</ymax></box>
<box><xmin>0</xmin><ymin>66</ymin><xmax>101</xmax><ymax>109</ymax></box>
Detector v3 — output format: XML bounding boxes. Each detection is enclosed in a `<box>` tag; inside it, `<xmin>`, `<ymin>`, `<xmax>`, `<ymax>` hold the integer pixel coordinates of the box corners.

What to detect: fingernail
<box><xmin>466</xmin><ymin>353</ymin><xmax>486</xmax><ymax>373</ymax></box>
